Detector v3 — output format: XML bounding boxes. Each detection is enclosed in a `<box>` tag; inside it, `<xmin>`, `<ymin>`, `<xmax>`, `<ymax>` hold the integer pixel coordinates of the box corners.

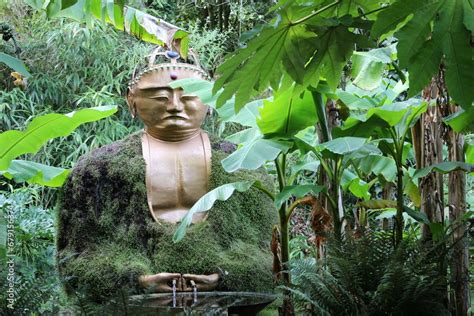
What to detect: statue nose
<box><xmin>167</xmin><ymin>94</ymin><xmax>184</xmax><ymax>112</ymax></box>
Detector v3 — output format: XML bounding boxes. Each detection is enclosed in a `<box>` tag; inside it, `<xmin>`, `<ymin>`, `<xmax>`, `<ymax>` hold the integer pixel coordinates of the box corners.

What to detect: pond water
<box><xmin>126</xmin><ymin>291</ymin><xmax>276</xmax><ymax>315</ymax></box>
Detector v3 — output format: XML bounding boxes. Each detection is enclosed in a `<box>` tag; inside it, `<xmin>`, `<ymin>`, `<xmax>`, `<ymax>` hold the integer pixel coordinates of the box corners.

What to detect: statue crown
<box><xmin>128</xmin><ymin>47</ymin><xmax>209</xmax><ymax>90</ymax></box>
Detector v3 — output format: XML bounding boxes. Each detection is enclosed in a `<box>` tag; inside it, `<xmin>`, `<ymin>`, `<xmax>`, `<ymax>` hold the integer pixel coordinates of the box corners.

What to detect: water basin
<box><xmin>127</xmin><ymin>291</ymin><xmax>277</xmax><ymax>315</ymax></box>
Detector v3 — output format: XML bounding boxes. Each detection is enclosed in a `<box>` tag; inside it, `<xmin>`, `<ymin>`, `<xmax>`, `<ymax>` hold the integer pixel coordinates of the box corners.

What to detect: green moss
<box><xmin>59</xmin><ymin>243</ymin><xmax>152</xmax><ymax>301</ymax></box>
<box><xmin>151</xmin><ymin>222</ymin><xmax>222</xmax><ymax>275</ymax></box>
<box><xmin>218</xmin><ymin>241</ymin><xmax>274</xmax><ymax>292</ymax></box>
<box><xmin>57</xmin><ymin>132</ymin><xmax>277</xmax><ymax>301</ymax></box>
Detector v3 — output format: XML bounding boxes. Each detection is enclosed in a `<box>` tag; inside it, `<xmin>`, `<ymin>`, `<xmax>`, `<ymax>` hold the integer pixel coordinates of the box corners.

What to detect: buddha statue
<box><xmin>56</xmin><ymin>48</ymin><xmax>277</xmax><ymax>301</ymax></box>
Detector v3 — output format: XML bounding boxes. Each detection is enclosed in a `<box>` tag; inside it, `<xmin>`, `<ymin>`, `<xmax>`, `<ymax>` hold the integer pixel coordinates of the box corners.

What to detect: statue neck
<box><xmin>144</xmin><ymin>127</ymin><xmax>201</xmax><ymax>142</ymax></box>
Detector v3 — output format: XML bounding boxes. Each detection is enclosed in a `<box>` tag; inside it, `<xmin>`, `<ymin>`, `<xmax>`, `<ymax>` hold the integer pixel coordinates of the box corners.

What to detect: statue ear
<box><xmin>126</xmin><ymin>88</ymin><xmax>137</xmax><ymax>118</ymax></box>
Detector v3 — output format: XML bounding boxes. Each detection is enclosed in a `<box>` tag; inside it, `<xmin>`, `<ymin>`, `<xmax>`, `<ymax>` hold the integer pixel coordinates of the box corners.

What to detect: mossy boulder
<box><xmin>57</xmin><ymin>132</ymin><xmax>277</xmax><ymax>301</ymax></box>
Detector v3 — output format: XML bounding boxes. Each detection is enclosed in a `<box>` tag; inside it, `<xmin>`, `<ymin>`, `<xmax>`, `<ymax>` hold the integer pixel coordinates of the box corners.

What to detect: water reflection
<box><xmin>127</xmin><ymin>291</ymin><xmax>276</xmax><ymax>315</ymax></box>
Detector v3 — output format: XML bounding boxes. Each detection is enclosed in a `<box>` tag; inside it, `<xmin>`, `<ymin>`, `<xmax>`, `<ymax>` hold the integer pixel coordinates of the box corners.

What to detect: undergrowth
<box><xmin>285</xmin><ymin>232</ymin><xmax>450</xmax><ymax>316</ymax></box>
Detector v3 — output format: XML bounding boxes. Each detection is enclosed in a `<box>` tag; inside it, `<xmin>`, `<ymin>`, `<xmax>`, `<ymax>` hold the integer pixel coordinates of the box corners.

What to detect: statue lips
<box><xmin>163</xmin><ymin>115</ymin><xmax>187</xmax><ymax>120</ymax></box>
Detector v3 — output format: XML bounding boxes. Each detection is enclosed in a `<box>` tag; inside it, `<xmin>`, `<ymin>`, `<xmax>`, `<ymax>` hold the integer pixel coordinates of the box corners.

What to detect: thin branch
<box><xmin>354</xmin><ymin>5</ymin><xmax>388</xmax><ymax>20</ymax></box>
<box><xmin>290</xmin><ymin>0</ymin><xmax>340</xmax><ymax>26</ymax></box>
<box><xmin>252</xmin><ymin>183</ymin><xmax>275</xmax><ymax>201</ymax></box>
<box><xmin>286</xmin><ymin>197</ymin><xmax>310</xmax><ymax>222</ymax></box>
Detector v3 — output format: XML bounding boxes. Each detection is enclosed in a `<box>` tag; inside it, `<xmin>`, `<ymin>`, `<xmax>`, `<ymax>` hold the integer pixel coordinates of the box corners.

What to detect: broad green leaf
<box><xmin>225</xmin><ymin>128</ymin><xmax>261</xmax><ymax>145</ymax></box>
<box><xmin>290</xmin><ymin>155</ymin><xmax>320</xmax><ymax>179</ymax></box>
<box><xmin>372</xmin><ymin>0</ymin><xmax>474</xmax><ymax>109</ymax></box>
<box><xmin>61</xmin><ymin>0</ymin><xmax>78</xmax><ymax>10</ymax></box>
<box><xmin>27</xmin><ymin>0</ymin><xmax>187</xmax><ymax>50</ymax></box>
<box><xmin>443</xmin><ymin>106</ymin><xmax>474</xmax><ymax>133</ymax></box>
<box><xmin>343</xmin><ymin>143</ymin><xmax>382</xmax><ymax>162</ymax></box>
<box><xmin>358</xmin><ymin>200</ymin><xmax>397</xmax><ymax>209</ymax></box>
<box><xmin>351</xmin><ymin>52</ymin><xmax>385</xmax><ymax>91</ymax></box>
<box><xmin>412</xmin><ymin>161</ymin><xmax>474</xmax><ymax>179</ymax></box>
<box><xmin>221</xmin><ymin>99</ymin><xmax>263</xmax><ymax>128</ymax></box>
<box><xmin>214</xmin><ymin>17</ymin><xmax>290</xmax><ymax>110</ymax></box>
<box><xmin>395</xmin><ymin>1</ymin><xmax>442</xmax><ymax>68</ymax></box>
<box><xmin>341</xmin><ymin>169</ymin><xmax>370</xmax><ymax>200</ymax></box>
<box><xmin>293</xmin><ymin>126</ymin><xmax>319</xmax><ymax>156</ymax></box>
<box><xmin>214</xmin><ymin>4</ymin><xmax>361</xmax><ymax>110</ymax></box>
<box><xmin>305</xmin><ymin>26</ymin><xmax>357</xmax><ymax>91</ymax></box>
<box><xmin>173</xmin><ymin>181</ymin><xmax>256</xmax><ymax>242</ymax></box>
<box><xmin>466</xmin><ymin>141</ymin><xmax>474</xmax><ymax>165</ymax></box>
<box><xmin>0</xmin><ymin>160</ymin><xmax>70</xmax><ymax>187</ymax></box>
<box><xmin>174</xmin><ymin>30</ymin><xmax>190</xmax><ymax>58</ymax></box>
<box><xmin>463</xmin><ymin>0</ymin><xmax>474</xmax><ymax>32</ymax></box>
<box><xmin>124</xmin><ymin>6</ymin><xmax>164</xmax><ymax>45</ymax></box>
<box><xmin>335</xmin><ymin>101</ymin><xmax>426</xmax><ymax>137</ymax></box>
<box><xmin>317</xmin><ymin>137</ymin><xmax>368</xmax><ymax>159</ymax></box>
<box><xmin>274</xmin><ymin>184</ymin><xmax>326</xmax><ymax>209</ymax></box>
<box><xmin>169</xmin><ymin>78</ymin><xmax>264</xmax><ymax>126</ymax></box>
<box><xmin>289</xmin><ymin>160</ymin><xmax>320</xmax><ymax>185</ymax></box>
<box><xmin>440</xmin><ymin>0</ymin><xmax>474</xmax><ymax>109</ymax></box>
<box><xmin>282</xmin><ymin>25</ymin><xmax>318</xmax><ymax>84</ymax></box>
<box><xmin>406</xmin><ymin>39</ymin><xmax>443</xmax><ymax>97</ymax></box>
<box><xmin>404</xmin><ymin>205</ymin><xmax>430</xmax><ymax>224</ymax></box>
<box><xmin>428</xmin><ymin>222</ymin><xmax>445</xmax><ymax>241</ymax></box>
<box><xmin>0</xmin><ymin>53</ymin><xmax>31</xmax><ymax>77</ymax></box>
<box><xmin>461</xmin><ymin>211</ymin><xmax>474</xmax><ymax>220</ymax></box>
<box><xmin>169</xmin><ymin>79</ymin><xmax>218</xmax><ymax>107</ymax></box>
<box><xmin>371</xmin><ymin>0</ymin><xmax>427</xmax><ymax>39</ymax></box>
<box><xmin>337</xmin><ymin>90</ymin><xmax>378</xmax><ymax>110</ymax></box>
<box><xmin>403</xmin><ymin>172</ymin><xmax>421</xmax><ymax>207</ymax></box>
<box><xmin>46</xmin><ymin>0</ymin><xmax>62</xmax><ymax>17</ymax></box>
<box><xmin>257</xmin><ymin>87</ymin><xmax>317</xmax><ymax>137</ymax></box>
<box><xmin>354</xmin><ymin>155</ymin><xmax>397</xmax><ymax>182</ymax></box>
<box><xmin>350</xmin><ymin>46</ymin><xmax>395</xmax><ymax>91</ymax></box>
<box><xmin>0</xmin><ymin>105</ymin><xmax>117</xmax><ymax>170</ymax></box>
<box><xmin>222</xmin><ymin>137</ymin><xmax>292</xmax><ymax>172</ymax></box>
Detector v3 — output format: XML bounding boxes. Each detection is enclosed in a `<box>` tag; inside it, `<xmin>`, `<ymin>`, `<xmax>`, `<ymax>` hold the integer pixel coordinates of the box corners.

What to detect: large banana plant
<box><xmin>0</xmin><ymin>106</ymin><xmax>117</xmax><ymax>187</ymax></box>
<box><xmin>24</xmin><ymin>0</ymin><xmax>189</xmax><ymax>56</ymax></box>
<box><xmin>334</xmin><ymin>83</ymin><xmax>474</xmax><ymax>244</ymax></box>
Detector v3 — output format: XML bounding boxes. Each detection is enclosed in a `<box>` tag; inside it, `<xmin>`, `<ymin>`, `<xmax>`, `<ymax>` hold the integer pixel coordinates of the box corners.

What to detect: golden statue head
<box><xmin>126</xmin><ymin>48</ymin><xmax>209</xmax><ymax>141</ymax></box>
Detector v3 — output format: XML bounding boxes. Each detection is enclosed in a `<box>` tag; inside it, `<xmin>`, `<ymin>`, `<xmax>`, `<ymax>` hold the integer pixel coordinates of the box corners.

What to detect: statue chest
<box><xmin>141</xmin><ymin>131</ymin><xmax>211</xmax><ymax>224</ymax></box>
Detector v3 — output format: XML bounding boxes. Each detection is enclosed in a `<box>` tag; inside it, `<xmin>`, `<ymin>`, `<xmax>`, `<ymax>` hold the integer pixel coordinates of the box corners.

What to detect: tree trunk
<box><xmin>326</xmin><ymin>99</ymin><xmax>344</xmax><ymax>230</ymax></box>
<box><xmin>218</xmin><ymin>0</ymin><xmax>223</xmax><ymax>32</ymax></box>
<box><xmin>314</xmin><ymin>95</ymin><xmax>343</xmax><ymax>237</ymax></box>
<box><xmin>207</xmin><ymin>5</ymin><xmax>215</xmax><ymax>29</ymax></box>
<box><xmin>223</xmin><ymin>2</ymin><xmax>230</xmax><ymax>32</ymax></box>
<box><xmin>415</xmin><ymin>76</ymin><xmax>445</xmax><ymax>240</ymax></box>
<box><xmin>445</xmin><ymin>104</ymin><xmax>470</xmax><ymax>316</ymax></box>
<box><xmin>381</xmin><ymin>182</ymin><xmax>394</xmax><ymax>231</ymax></box>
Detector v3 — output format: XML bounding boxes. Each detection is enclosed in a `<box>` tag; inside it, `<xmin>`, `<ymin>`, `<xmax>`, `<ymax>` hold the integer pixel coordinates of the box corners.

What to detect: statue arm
<box><xmin>56</xmin><ymin>144</ymin><xmax>155</xmax><ymax>299</ymax></box>
<box><xmin>58</xmin><ymin>244</ymin><xmax>153</xmax><ymax>299</ymax></box>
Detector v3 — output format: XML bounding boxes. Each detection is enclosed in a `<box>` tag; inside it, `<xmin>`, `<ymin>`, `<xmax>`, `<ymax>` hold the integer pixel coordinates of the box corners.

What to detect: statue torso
<box><xmin>141</xmin><ymin>130</ymin><xmax>211</xmax><ymax>223</ymax></box>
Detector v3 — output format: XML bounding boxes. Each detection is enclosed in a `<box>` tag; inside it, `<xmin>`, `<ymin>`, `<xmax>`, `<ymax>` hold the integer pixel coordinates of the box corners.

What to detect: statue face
<box><xmin>128</xmin><ymin>70</ymin><xmax>208</xmax><ymax>136</ymax></box>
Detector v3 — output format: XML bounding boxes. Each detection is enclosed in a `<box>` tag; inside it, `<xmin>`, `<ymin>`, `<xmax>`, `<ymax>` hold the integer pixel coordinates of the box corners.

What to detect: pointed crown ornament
<box><xmin>128</xmin><ymin>47</ymin><xmax>209</xmax><ymax>91</ymax></box>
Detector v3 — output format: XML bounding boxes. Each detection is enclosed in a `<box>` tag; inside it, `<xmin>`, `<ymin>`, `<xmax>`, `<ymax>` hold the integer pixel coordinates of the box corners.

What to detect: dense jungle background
<box><xmin>0</xmin><ymin>0</ymin><xmax>473</xmax><ymax>315</ymax></box>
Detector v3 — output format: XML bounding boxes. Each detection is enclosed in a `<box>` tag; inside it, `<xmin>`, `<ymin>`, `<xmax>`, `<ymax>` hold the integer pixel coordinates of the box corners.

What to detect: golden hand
<box><xmin>182</xmin><ymin>273</ymin><xmax>219</xmax><ymax>292</ymax></box>
<box><xmin>138</xmin><ymin>272</ymin><xmax>182</xmax><ymax>292</ymax></box>
<box><xmin>139</xmin><ymin>273</ymin><xmax>220</xmax><ymax>292</ymax></box>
